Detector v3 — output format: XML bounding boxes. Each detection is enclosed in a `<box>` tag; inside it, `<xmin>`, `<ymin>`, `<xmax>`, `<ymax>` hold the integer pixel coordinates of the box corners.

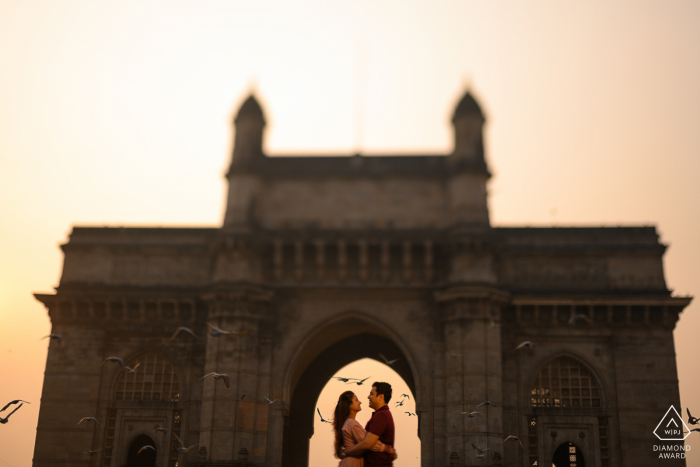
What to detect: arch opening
<box><xmin>282</xmin><ymin>331</ymin><xmax>419</xmax><ymax>467</ymax></box>
<box><xmin>552</xmin><ymin>441</ymin><xmax>586</xmax><ymax>467</ymax></box>
<box><xmin>126</xmin><ymin>434</ymin><xmax>157</xmax><ymax>466</ymax></box>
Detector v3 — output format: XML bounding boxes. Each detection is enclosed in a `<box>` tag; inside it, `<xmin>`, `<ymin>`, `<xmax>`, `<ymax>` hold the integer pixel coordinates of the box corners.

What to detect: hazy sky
<box><xmin>1</xmin><ymin>1</ymin><xmax>699</xmax><ymax>466</ymax></box>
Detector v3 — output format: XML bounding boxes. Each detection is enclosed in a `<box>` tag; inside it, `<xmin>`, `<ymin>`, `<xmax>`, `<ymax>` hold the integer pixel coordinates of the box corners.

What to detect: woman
<box><xmin>333</xmin><ymin>390</ymin><xmax>397</xmax><ymax>466</ymax></box>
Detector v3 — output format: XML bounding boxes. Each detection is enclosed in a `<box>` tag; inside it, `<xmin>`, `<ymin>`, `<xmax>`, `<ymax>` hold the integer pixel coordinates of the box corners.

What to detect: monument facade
<box><xmin>33</xmin><ymin>92</ymin><xmax>691</xmax><ymax>466</ymax></box>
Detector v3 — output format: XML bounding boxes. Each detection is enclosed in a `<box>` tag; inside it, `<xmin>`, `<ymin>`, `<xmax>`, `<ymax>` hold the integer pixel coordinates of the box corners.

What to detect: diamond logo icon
<box><xmin>654</xmin><ymin>406</ymin><xmax>691</xmax><ymax>441</ymax></box>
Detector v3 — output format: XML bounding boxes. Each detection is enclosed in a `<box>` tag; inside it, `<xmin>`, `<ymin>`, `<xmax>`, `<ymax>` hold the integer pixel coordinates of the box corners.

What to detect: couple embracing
<box><xmin>333</xmin><ymin>382</ymin><xmax>398</xmax><ymax>467</ymax></box>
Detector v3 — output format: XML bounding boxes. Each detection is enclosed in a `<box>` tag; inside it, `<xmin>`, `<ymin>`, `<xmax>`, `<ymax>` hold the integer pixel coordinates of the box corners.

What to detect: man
<box><xmin>342</xmin><ymin>382</ymin><xmax>397</xmax><ymax>466</ymax></box>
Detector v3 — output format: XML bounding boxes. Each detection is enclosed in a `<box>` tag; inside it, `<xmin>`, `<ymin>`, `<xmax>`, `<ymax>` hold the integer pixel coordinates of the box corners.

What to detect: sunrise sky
<box><xmin>1</xmin><ymin>1</ymin><xmax>699</xmax><ymax>466</ymax></box>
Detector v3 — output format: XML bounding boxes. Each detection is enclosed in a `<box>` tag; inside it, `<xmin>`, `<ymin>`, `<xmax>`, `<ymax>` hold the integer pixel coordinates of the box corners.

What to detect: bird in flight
<box><xmin>460</xmin><ymin>411</ymin><xmax>481</xmax><ymax>417</ymax></box>
<box><xmin>201</xmin><ymin>372</ymin><xmax>230</xmax><ymax>389</ymax></box>
<box><xmin>471</xmin><ymin>443</ymin><xmax>489</xmax><ymax>458</ymax></box>
<box><xmin>317</xmin><ymin>408</ymin><xmax>331</xmax><ymax>424</ymax></box>
<box><xmin>41</xmin><ymin>334</ymin><xmax>63</xmax><ymax>345</ymax></box>
<box><xmin>82</xmin><ymin>449</ymin><xmax>103</xmax><ymax>455</ymax></box>
<box><xmin>241</xmin><ymin>393</ymin><xmax>250</xmax><ymax>401</ymax></box>
<box><xmin>395</xmin><ymin>400</ymin><xmax>405</xmax><ymax>407</ymax></box>
<box><xmin>206</xmin><ymin>323</ymin><xmax>250</xmax><ymax>337</ymax></box>
<box><xmin>348</xmin><ymin>376</ymin><xmax>371</xmax><ymax>386</ymax></box>
<box><xmin>0</xmin><ymin>403</ymin><xmax>24</xmax><ymax>424</ymax></box>
<box><xmin>100</xmin><ymin>357</ymin><xmax>140</xmax><ymax>373</ymax></box>
<box><xmin>379</xmin><ymin>353</ymin><xmax>399</xmax><ymax>365</ymax></box>
<box><xmin>78</xmin><ymin>417</ymin><xmax>100</xmax><ymax>427</ymax></box>
<box><xmin>264</xmin><ymin>397</ymin><xmax>278</xmax><ymax>405</ymax></box>
<box><xmin>333</xmin><ymin>376</ymin><xmax>357</xmax><ymax>383</ymax></box>
<box><xmin>138</xmin><ymin>445</ymin><xmax>155</xmax><ymax>455</ymax></box>
<box><xmin>687</xmin><ymin>408</ymin><xmax>699</xmax><ymax>425</ymax></box>
<box><xmin>154</xmin><ymin>425</ymin><xmax>168</xmax><ymax>435</ymax></box>
<box><xmin>515</xmin><ymin>341</ymin><xmax>535</xmax><ymax>351</ymax></box>
<box><xmin>400</xmin><ymin>394</ymin><xmax>410</xmax><ymax>399</ymax></box>
<box><xmin>405</xmin><ymin>412</ymin><xmax>416</xmax><ymax>417</ymax></box>
<box><xmin>1</xmin><ymin>400</ymin><xmax>30</xmax><ymax>413</ymax></box>
<box><xmin>173</xmin><ymin>433</ymin><xmax>199</xmax><ymax>454</ymax></box>
<box><xmin>504</xmin><ymin>435</ymin><xmax>523</xmax><ymax>447</ymax></box>
<box><xmin>170</xmin><ymin>327</ymin><xmax>197</xmax><ymax>341</ymax></box>
<box><xmin>569</xmin><ymin>314</ymin><xmax>592</xmax><ymax>325</ymax></box>
<box><xmin>475</xmin><ymin>401</ymin><xmax>496</xmax><ymax>408</ymax></box>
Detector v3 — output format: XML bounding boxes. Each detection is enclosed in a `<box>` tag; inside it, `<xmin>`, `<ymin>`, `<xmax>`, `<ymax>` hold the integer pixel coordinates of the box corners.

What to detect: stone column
<box><xmin>436</xmin><ymin>286</ymin><xmax>508</xmax><ymax>466</ymax></box>
<box><xmin>198</xmin><ymin>286</ymin><xmax>273</xmax><ymax>463</ymax></box>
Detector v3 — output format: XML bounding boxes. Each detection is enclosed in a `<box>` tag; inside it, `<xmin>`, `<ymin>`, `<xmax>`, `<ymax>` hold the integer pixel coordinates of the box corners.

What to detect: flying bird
<box><xmin>201</xmin><ymin>372</ymin><xmax>230</xmax><ymax>389</ymax></box>
<box><xmin>333</xmin><ymin>377</ymin><xmax>357</xmax><ymax>383</ymax></box>
<box><xmin>264</xmin><ymin>397</ymin><xmax>278</xmax><ymax>405</ymax></box>
<box><xmin>241</xmin><ymin>393</ymin><xmax>250</xmax><ymax>401</ymax></box>
<box><xmin>684</xmin><ymin>428</ymin><xmax>700</xmax><ymax>434</ymax></box>
<box><xmin>154</xmin><ymin>425</ymin><xmax>168</xmax><ymax>435</ymax></box>
<box><xmin>475</xmin><ymin>401</ymin><xmax>496</xmax><ymax>408</ymax></box>
<box><xmin>170</xmin><ymin>327</ymin><xmax>197</xmax><ymax>341</ymax></box>
<box><xmin>687</xmin><ymin>408</ymin><xmax>699</xmax><ymax>425</ymax></box>
<box><xmin>379</xmin><ymin>353</ymin><xmax>399</xmax><ymax>365</ymax></box>
<box><xmin>460</xmin><ymin>411</ymin><xmax>482</xmax><ymax>417</ymax></box>
<box><xmin>0</xmin><ymin>403</ymin><xmax>23</xmax><ymax>424</ymax></box>
<box><xmin>568</xmin><ymin>314</ymin><xmax>592</xmax><ymax>325</ymax></box>
<box><xmin>78</xmin><ymin>417</ymin><xmax>100</xmax><ymax>427</ymax></box>
<box><xmin>82</xmin><ymin>448</ymin><xmax>105</xmax><ymax>455</ymax></box>
<box><xmin>504</xmin><ymin>435</ymin><xmax>523</xmax><ymax>447</ymax></box>
<box><xmin>138</xmin><ymin>445</ymin><xmax>156</xmax><ymax>455</ymax></box>
<box><xmin>206</xmin><ymin>323</ymin><xmax>250</xmax><ymax>337</ymax></box>
<box><xmin>515</xmin><ymin>341</ymin><xmax>535</xmax><ymax>351</ymax></box>
<box><xmin>317</xmin><ymin>408</ymin><xmax>331</xmax><ymax>424</ymax></box>
<box><xmin>99</xmin><ymin>357</ymin><xmax>140</xmax><ymax>373</ymax></box>
<box><xmin>348</xmin><ymin>376</ymin><xmax>371</xmax><ymax>386</ymax></box>
<box><xmin>472</xmin><ymin>443</ymin><xmax>489</xmax><ymax>458</ymax></box>
<box><xmin>173</xmin><ymin>433</ymin><xmax>199</xmax><ymax>454</ymax></box>
<box><xmin>405</xmin><ymin>412</ymin><xmax>416</xmax><ymax>417</ymax></box>
<box><xmin>41</xmin><ymin>334</ymin><xmax>63</xmax><ymax>344</ymax></box>
<box><xmin>395</xmin><ymin>400</ymin><xmax>405</xmax><ymax>407</ymax></box>
<box><xmin>1</xmin><ymin>400</ymin><xmax>30</xmax><ymax>413</ymax></box>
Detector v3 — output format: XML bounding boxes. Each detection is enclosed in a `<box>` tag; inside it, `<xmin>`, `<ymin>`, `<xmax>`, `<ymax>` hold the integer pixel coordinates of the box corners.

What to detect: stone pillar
<box><xmin>436</xmin><ymin>286</ymin><xmax>508</xmax><ymax>467</ymax></box>
<box><xmin>32</xmin><ymin>298</ymin><xmax>105</xmax><ymax>466</ymax></box>
<box><xmin>198</xmin><ymin>286</ymin><xmax>273</xmax><ymax>463</ymax></box>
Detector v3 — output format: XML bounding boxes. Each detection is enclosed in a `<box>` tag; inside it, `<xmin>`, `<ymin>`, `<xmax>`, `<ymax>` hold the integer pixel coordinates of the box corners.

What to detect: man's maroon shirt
<box><xmin>364</xmin><ymin>405</ymin><xmax>395</xmax><ymax>467</ymax></box>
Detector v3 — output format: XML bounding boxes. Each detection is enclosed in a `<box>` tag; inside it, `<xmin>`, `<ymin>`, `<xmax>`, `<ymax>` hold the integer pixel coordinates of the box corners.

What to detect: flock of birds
<box><xmin>8</xmin><ymin>323</ymin><xmax>698</xmax><ymax>460</ymax></box>
<box><xmin>2</xmin><ymin>323</ymin><xmax>253</xmax><ymax>456</ymax></box>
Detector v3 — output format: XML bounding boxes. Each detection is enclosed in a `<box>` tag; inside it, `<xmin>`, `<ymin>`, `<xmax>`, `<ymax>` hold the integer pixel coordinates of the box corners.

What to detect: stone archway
<box><xmin>281</xmin><ymin>331</ymin><xmax>417</xmax><ymax>467</ymax></box>
<box><xmin>126</xmin><ymin>433</ymin><xmax>157</xmax><ymax>466</ymax></box>
<box><xmin>552</xmin><ymin>441</ymin><xmax>586</xmax><ymax>467</ymax></box>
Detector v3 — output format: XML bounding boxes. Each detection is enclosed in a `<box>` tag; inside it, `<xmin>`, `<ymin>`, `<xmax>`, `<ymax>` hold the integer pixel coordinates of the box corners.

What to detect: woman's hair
<box><xmin>333</xmin><ymin>391</ymin><xmax>355</xmax><ymax>459</ymax></box>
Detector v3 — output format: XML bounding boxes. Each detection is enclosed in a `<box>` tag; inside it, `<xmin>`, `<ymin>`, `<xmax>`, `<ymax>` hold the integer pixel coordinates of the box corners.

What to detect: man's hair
<box><xmin>372</xmin><ymin>382</ymin><xmax>392</xmax><ymax>404</ymax></box>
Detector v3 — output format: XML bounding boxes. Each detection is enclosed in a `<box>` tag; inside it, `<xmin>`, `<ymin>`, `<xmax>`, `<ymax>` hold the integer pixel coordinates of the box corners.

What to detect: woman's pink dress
<box><xmin>338</xmin><ymin>418</ymin><xmax>387</xmax><ymax>467</ymax></box>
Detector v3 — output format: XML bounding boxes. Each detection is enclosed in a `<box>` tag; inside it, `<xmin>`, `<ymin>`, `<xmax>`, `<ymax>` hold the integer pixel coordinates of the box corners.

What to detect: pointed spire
<box><xmin>452</xmin><ymin>92</ymin><xmax>483</xmax><ymax>121</ymax></box>
<box><xmin>235</xmin><ymin>95</ymin><xmax>265</xmax><ymax>123</ymax></box>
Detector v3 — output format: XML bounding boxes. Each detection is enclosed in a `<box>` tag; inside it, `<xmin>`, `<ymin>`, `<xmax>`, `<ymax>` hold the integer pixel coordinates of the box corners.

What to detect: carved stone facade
<box><xmin>33</xmin><ymin>93</ymin><xmax>691</xmax><ymax>467</ymax></box>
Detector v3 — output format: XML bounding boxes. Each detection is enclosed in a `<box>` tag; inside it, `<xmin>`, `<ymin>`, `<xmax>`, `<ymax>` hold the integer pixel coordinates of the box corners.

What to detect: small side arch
<box><xmin>125</xmin><ymin>433</ymin><xmax>158</xmax><ymax>466</ymax></box>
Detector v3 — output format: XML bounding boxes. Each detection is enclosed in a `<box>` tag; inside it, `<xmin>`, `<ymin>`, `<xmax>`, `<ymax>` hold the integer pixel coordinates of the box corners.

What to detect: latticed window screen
<box><xmin>531</xmin><ymin>357</ymin><xmax>600</xmax><ymax>408</ymax></box>
<box><xmin>115</xmin><ymin>353</ymin><xmax>180</xmax><ymax>402</ymax></box>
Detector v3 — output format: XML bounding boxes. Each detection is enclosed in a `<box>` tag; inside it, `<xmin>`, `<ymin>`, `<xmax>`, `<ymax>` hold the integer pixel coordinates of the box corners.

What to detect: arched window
<box><xmin>115</xmin><ymin>352</ymin><xmax>180</xmax><ymax>402</ymax></box>
<box><xmin>552</xmin><ymin>441</ymin><xmax>586</xmax><ymax>467</ymax></box>
<box><xmin>531</xmin><ymin>356</ymin><xmax>601</xmax><ymax>409</ymax></box>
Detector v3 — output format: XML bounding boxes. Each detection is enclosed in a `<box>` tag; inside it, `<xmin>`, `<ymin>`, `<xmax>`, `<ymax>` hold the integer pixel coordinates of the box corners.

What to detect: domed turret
<box><xmin>231</xmin><ymin>94</ymin><xmax>266</xmax><ymax>166</ymax></box>
<box><xmin>451</xmin><ymin>91</ymin><xmax>485</xmax><ymax>163</ymax></box>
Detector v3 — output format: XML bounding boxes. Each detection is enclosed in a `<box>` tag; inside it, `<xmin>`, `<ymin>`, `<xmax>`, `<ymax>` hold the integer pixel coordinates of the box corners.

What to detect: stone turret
<box><xmin>223</xmin><ymin>95</ymin><xmax>266</xmax><ymax>229</ymax></box>
<box><xmin>447</xmin><ymin>91</ymin><xmax>490</xmax><ymax>228</ymax></box>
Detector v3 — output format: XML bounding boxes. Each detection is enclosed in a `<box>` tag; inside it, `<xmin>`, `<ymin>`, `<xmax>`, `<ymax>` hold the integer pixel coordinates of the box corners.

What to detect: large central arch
<box><xmin>281</xmin><ymin>314</ymin><xmax>420</xmax><ymax>467</ymax></box>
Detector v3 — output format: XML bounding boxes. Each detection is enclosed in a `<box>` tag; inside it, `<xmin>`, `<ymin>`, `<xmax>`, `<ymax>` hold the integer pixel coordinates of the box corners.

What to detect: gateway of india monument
<box><xmin>32</xmin><ymin>91</ymin><xmax>691</xmax><ymax>467</ymax></box>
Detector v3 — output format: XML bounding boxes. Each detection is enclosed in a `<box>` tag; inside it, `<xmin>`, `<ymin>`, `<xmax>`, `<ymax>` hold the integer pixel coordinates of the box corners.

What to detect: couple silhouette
<box><xmin>333</xmin><ymin>382</ymin><xmax>398</xmax><ymax>467</ymax></box>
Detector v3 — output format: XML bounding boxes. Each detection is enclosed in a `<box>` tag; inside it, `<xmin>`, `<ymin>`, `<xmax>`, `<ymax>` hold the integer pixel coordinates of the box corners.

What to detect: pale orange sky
<box><xmin>1</xmin><ymin>1</ymin><xmax>699</xmax><ymax>466</ymax></box>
